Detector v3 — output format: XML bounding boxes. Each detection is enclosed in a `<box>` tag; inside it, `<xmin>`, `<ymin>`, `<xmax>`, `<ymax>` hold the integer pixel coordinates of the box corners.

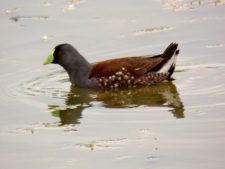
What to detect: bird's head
<box><xmin>43</xmin><ymin>43</ymin><xmax>91</xmax><ymax>77</ymax></box>
<box><xmin>43</xmin><ymin>43</ymin><xmax>75</xmax><ymax>65</ymax></box>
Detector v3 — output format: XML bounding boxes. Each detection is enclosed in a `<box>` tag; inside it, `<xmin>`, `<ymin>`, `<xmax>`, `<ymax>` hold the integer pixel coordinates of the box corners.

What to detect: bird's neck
<box><xmin>59</xmin><ymin>54</ymin><xmax>99</xmax><ymax>88</ymax></box>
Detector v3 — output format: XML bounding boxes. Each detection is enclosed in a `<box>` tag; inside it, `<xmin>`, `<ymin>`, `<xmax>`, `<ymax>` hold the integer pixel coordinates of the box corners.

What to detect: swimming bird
<box><xmin>43</xmin><ymin>43</ymin><xmax>179</xmax><ymax>88</ymax></box>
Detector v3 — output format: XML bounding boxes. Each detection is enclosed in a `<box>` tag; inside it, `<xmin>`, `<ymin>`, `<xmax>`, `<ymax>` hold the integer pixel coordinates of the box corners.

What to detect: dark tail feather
<box><xmin>151</xmin><ymin>43</ymin><xmax>179</xmax><ymax>74</ymax></box>
<box><xmin>161</xmin><ymin>42</ymin><xmax>178</xmax><ymax>64</ymax></box>
<box><xmin>165</xmin><ymin>43</ymin><xmax>179</xmax><ymax>79</ymax></box>
<box><xmin>167</xmin><ymin>63</ymin><xmax>176</xmax><ymax>80</ymax></box>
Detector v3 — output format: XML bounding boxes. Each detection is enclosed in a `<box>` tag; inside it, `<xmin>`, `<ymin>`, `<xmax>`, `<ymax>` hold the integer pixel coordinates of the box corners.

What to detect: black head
<box><xmin>52</xmin><ymin>43</ymin><xmax>68</xmax><ymax>64</ymax></box>
<box><xmin>43</xmin><ymin>43</ymin><xmax>82</xmax><ymax>65</ymax></box>
<box><xmin>43</xmin><ymin>43</ymin><xmax>92</xmax><ymax>83</ymax></box>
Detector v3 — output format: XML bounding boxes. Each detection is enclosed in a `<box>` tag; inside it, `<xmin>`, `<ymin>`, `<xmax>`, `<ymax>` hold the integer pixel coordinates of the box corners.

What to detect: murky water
<box><xmin>1</xmin><ymin>0</ymin><xmax>225</xmax><ymax>169</ymax></box>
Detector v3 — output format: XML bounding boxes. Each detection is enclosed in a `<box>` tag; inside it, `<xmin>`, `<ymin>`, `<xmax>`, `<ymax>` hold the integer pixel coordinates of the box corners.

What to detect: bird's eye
<box><xmin>57</xmin><ymin>51</ymin><xmax>64</xmax><ymax>56</ymax></box>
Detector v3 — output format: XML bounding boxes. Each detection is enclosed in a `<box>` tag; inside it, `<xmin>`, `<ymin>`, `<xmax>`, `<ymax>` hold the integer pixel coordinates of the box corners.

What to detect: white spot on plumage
<box><xmin>117</xmin><ymin>71</ymin><xmax>123</xmax><ymax>76</ymax></box>
<box><xmin>114</xmin><ymin>83</ymin><xmax>119</xmax><ymax>88</ymax></box>
<box><xmin>124</xmin><ymin>75</ymin><xmax>129</xmax><ymax>80</ymax></box>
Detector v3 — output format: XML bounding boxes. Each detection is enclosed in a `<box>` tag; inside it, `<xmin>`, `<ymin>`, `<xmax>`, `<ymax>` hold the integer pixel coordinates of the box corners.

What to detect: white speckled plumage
<box><xmin>96</xmin><ymin>67</ymin><xmax>169</xmax><ymax>88</ymax></box>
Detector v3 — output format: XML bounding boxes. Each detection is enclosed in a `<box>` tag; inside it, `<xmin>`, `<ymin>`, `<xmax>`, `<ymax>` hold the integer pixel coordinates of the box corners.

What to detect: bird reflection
<box><xmin>48</xmin><ymin>82</ymin><xmax>184</xmax><ymax>126</ymax></box>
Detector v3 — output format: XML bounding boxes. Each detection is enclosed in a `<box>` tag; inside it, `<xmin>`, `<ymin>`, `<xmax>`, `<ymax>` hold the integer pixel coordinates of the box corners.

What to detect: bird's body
<box><xmin>43</xmin><ymin>43</ymin><xmax>179</xmax><ymax>88</ymax></box>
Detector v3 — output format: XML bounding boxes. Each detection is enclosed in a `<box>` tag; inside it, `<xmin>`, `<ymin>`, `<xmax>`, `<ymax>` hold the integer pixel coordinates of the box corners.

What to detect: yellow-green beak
<box><xmin>43</xmin><ymin>50</ymin><xmax>54</xmax><ymax>65</ymax></box>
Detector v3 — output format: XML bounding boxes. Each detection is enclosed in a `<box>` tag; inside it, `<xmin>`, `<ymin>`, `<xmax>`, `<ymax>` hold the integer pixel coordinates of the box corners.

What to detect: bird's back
<box><xmin>89</xmin><ymin>43</ymin><xmax>179</xmax><ymax>88</ymax></box>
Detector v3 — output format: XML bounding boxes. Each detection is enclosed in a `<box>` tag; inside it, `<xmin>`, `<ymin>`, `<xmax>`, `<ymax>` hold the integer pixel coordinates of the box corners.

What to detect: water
<box><xmin>0</xmin><ymin>0</ymin><xmax>225</xmax><ymax>169</ymax></box>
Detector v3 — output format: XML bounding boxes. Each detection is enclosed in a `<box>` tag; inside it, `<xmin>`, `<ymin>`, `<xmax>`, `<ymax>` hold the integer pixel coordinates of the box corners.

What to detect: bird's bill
<box><xmin>43</xmin><ymin>50</ymin><xmax>54</xmax><ymax>65</ymax></box>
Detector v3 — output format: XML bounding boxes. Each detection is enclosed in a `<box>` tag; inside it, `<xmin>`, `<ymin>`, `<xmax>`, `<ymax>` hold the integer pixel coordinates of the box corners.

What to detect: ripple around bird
<box><xmin>2</xmin><ymin>63</ymin><xmax>225</xmax><ymax>126</ymax></box>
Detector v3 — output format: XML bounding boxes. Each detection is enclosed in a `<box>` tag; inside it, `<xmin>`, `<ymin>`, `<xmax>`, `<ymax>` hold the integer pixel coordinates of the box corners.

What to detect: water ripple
<box><xmin>2</xmin><ymin>62</ymin><xmax>225</xmax><ymax>125</ymax></box>
<box><xmin>12</xmin><ymin>69</ymin><xmax>70</xmax><ymax>99</ymax></box>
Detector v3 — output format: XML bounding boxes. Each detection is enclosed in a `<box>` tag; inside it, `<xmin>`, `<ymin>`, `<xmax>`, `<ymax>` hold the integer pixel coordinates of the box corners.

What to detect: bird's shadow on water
<box><xmin>48</xmin><ymin>82</ymin><xmax>185</xmax><ymax>126</ymax></box>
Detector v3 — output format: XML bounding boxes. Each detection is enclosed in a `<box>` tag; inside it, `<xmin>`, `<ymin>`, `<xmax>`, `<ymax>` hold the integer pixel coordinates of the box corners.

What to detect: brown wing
<box><xmin>89</xmin><ymin>56</ymin><xmax>163</xmax><ymax>78</ymax></box>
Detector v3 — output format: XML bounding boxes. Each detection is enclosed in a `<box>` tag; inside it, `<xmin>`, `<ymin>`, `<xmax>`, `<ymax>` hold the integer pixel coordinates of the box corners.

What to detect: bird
<box><xmin>43</xmin><ymin>43</ymin><xmax>179</xmax><ymax>89</ymax></box>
